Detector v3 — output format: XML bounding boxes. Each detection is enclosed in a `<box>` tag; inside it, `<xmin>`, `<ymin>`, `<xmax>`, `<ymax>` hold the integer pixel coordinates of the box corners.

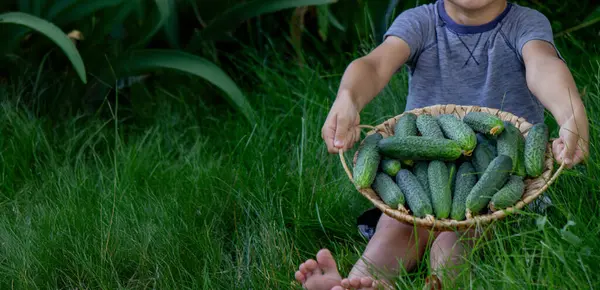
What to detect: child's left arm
<box><xmin>522</xmin><ymin>40</ymin><xmax>589</xmax><ymax>168</ymax></box>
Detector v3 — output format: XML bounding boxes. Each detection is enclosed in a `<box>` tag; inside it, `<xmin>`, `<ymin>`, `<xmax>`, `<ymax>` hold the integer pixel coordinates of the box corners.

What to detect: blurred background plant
<box><xmin>0</xmin><ymin>0</ymin><xmax>598</xmax><ymax>122</ymax></box>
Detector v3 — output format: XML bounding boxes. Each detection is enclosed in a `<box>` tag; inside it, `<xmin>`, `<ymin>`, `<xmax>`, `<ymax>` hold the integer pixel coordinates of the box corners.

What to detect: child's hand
<box><xmin>321</xmin><ymin>92</ymin><xmax>361</xmax><ymax>153</ymax></box>
<box><xmin>552</xmin><ymin>115</ymin><xmax>589</xmax><ymax>168</ymax></box>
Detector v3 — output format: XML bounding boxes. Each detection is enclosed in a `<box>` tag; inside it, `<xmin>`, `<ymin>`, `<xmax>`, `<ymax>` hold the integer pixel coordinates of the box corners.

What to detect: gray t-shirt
<box><xmin>384</xmin><ymin>0</ymin><xmax>562</xmax><ymax>124</ymax></box>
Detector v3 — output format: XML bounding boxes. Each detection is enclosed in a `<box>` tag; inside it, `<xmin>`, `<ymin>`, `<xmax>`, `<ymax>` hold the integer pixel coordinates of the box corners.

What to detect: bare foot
<box><xmin>295</xmin><ymin>249</ymin><xmax>342</xmax><ymax>290</ymax></box>
<box><xmin>341</xmin><ymin>277</ymin><xmax>394</xmax><ymax>290</ymax></box>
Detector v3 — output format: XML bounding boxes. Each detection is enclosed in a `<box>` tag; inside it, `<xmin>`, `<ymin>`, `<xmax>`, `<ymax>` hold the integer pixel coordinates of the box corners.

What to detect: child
<box><xmin>295</xmin><ymin>0</ymin><xmax>589</xmax><ymax>289</ymax></box>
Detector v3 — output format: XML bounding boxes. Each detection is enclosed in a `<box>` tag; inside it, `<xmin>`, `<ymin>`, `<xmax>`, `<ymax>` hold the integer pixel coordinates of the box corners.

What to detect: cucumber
<box><xmin>489</xmin><ymin>175</ymin><xmax>525</xmax><ymax>211</ymax></box>
<box><xmin>472</xmin><ymin>143</ymin><xmax>495</xmax><ymax>178</ymax></box>
<box><xmin>372</xmin><ymin>172</ymin><xmax>406</xmax><ymax>208</ymax></box>
<box><xmin>466</xmin><ymin>155</ymin><xmax>513</xmax><ymax>215</ymax></box>
<box><xmin>525</xmin><ymin>123</ymin><xmax>549</xmax><ymax>177</ymax></box>
<box><xmin>395</xmin><ymin>169</ymin><xmax>433</xmax><ymax>218</ymax></box>
<box><xmin>447</xmin><ymin>162</ymin><xmax>457</xmax><ymax>192</ymax></box>
<box><xmin>378</xmin><ymin>136</ymin><xmax>462</xmax><ymax>161</ymax></box>
<box><xmin>516</xmin><ymin>132</ymin><xmax>527</xmax><ymax>177</ymax></box>
<box><xmin>463</xmin><ymin>112</ymin><xmax>505</xmax><ymax>136</ymax></box>
<box><xmin>476</xmin><ymin>133</ymin><xmax>497</xmax><ymax>155</ymax></box>
<box><xmin>450</xmin><ymin>161</ymin><xmax>477</xmax><ymax>221</ymax></box>
<box><xmin>428</xmin><ymin>160</ymin><xmax>452</xmax><ymax>219</ymax></box>
<box><xmin>497</xmin><ymin>121</ymin><xmax>521</xmax><ymax>174</ymax></box>
<box><xmin>413</xmin><ymin>161</ymin><xmax>430</xmax><ymax>197</ymax></box>
<box><xmin>437</xmin><ymin>114</ymin><xmax>477</xmax><ymax>154</ymax></box>
<box><xmin>381</xmin><ymin>158</ymin><xmax>402</xmax><ymax>177</ymax></box>
<box><xmin>416</xmin><ymin>114</ymin><xmax>445</xmax><ymax>138</ymax></box>
<box><xmin>394</xmin><ymin>113</ymin><xmax>418</xmax><ymax>137</ymax></box>
<box><xmin>353</xmin><ymin>133</ymin><xmax>383</xmax><ymax>188</ymax></box>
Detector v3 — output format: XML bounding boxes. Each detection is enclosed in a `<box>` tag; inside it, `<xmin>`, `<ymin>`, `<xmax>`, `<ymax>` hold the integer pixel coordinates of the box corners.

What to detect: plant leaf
<box><xmin>46</xmin><ymin>0</ymin><xmax>79</xmax><ymax>20</ymax></box>
<box><xmin>130</xmin><ymin>0</ymin><xmax>171</xmax><ymax>48</ymax></box>
<box><xmin>189</xmin><ymin>0</ymin><xmax>338</xmax><ymax>47</ymax></box>
<box><xmin>52</xmin><ymin>0</ymin><xmax>123</xmax><ymax>27</ymax></box>
<box><xmin>0</xmin><ymin>12</ymin><xmax>87</xmax><ymax>83</ymax></box>
<box><xmin>109</xmin><ymin>49</ymin><xmax>255</xmax><ymax>123</ymax></box>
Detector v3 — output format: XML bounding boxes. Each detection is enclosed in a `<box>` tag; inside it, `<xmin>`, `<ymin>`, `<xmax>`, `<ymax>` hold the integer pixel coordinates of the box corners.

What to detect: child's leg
<box><xmin>426</xmin><ymin>229</ymin><xmax>478</xmax><ymax>288</ymax></box>
<box><xmin>341</xmin><ymin>214</ymin><xmax>433</xmax><ymax>289</ymax></box>
<box><xmin>295</xmin><ymin>214</ymin><xmax>433</xmax><ymax>290</ymax></box>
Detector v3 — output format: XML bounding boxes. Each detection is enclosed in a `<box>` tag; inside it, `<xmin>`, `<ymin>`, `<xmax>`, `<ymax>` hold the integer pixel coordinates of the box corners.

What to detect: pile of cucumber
<box><xmin>353</xmin><ymin>111</ymin><xmax>549</xmax><ymax>220</ymax></box>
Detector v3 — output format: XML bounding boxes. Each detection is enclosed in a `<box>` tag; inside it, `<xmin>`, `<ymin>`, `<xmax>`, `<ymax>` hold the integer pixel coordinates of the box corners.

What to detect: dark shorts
<box><xmin>357</xmin><ymin>207</ymin><xmax>383</xmax><ymax>240</ymax></box>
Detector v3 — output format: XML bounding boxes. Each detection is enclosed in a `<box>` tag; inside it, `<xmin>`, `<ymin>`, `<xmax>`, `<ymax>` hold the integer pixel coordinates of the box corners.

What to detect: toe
<box><xmin>360</xmin><ymin>277</ymin><xmax>374</xmax><ymax>288</ymax></box>
<box><xmin>349</xmin><ymin>277</ymin><xmax>362</xmax><ymax>288</ymax></box>
<box><xmin>295</xmin><ymin>271</ymin><xmax>306</xmax><ymax>283</ymax></box>
<box><xmin>341</xmin><ymin>278</ymin><xmax>351</xmax><ymax>288</ymax></box>
<box><xmin>316</xmin><ymin>249</ymin><xmax>338</xmax><ymax>273</ymax></box>
<box><xmin>300</xmin><ymin>259</ymin><xmax>317</xmax><ymax>274</ymax></box>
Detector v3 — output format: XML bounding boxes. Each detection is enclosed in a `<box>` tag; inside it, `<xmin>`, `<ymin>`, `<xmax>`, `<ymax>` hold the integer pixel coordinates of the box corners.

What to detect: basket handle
<box><xmin>337</xmin><ymin>124</ymin><xmax>379</xmax><ymax>184</ymax></box>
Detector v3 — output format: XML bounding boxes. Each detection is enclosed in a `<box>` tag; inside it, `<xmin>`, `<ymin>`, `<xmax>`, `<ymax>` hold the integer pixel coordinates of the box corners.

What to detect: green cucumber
<box><xmin>516</xmin><ymin>132</ymin><xmax>527</xmax><ymax>176</ymax></box>
<box><xmin>472</xmin><ymin>143</ymin><xmax>495</xmax><ymax>178</ymax></box>
<box><xmin>447</xmin><ymin>162</ymin><xmax>457</xmax><ymax>193</ymax></box>
<box><xmin>525</xmin><ymin>123</ymin><xmax>549</xmax><ymax>177</ymax></box>
<box><xmin>394</xmin><ymin>113</ymin><xmax>418</xmax><ymax>137</ymax></box>
<box><xmin>428</xmin><ymin>160</ymin><xmax>452</xmax><ymax>219</ymax></box>
<box><xmin>476</xmin><ymin>133</ymin><xmax>497</xmax><ymax>155</ymax></box>
<box><xmin>463</xmin><ymin>112</ymin><xmax>505</xmax><ymax>136</ymax></box>
<box><xmin>416</xmin><ymin>114</ymin><xmax>445</xmax><ymax>138</ymax></box>
<box><xmin>497</xmin><ymin>121</ymin><xmax>521</xmax><ymax>173</ymax></box>
<box><xmin>353</xmin><ymin>133</ymin><xmax>383</xmax><ymax>188</ymax></box>
<box><xmin>378</xmin><ymin>136</ymin><xmax>462</xmax><ymax>161</ymax></box>
<box><xmin>450</xmin><ymin>161</ymin><xmax>477</xmax><ymax>221</ymax></box>
<box><xmin>372</xmin><ymin>172</ymin><xmax>406</xmax><ymax>208</ymax></box>
<box><xmin>466</xmin><ymin>155</ymin><xmax>513</xmax><ymax>215</ymax></box>
<box><xmin>395</xmin><ymin>169</ymin><xmax>433</xmax><ymax>218</ymax></box>
<box><xmin>437</xmin><ymin>114</ymin><xmax>477</xmax><ymax>154</ymax></box>
<box><xmin>413</xmin><ymin>161</ymin><xmax>430</xmax><ymax>197</ymax></box>
<box><xmin>489</xmin><ymin>175</ymin><xmax>525</xmax><ymax>210</ymax></box>
<box><xmin>380</xmin><ymin>158</ymin><xmax>402</xmax><ymax>177</ymax></box>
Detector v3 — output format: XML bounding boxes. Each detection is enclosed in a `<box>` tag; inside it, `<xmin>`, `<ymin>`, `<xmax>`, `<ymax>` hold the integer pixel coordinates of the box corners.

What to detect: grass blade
<box><xmin>131</xmin><ymin>0</ymin><xmax>172</xmax><ymax>48</ymax></box>
<box><xmin>109</xmin><ymin>49</ymin><xmax>255</xmax><ymax>123</ymax></box>
<box><xmin>187</xmin><ymin>0</ymin><xmax>338</xmax><ymax>48</ymax></box>
<box><xmin>0</xmin><ymin>11</ymin><xmax>87</xmax><ymax>83</ymax></box>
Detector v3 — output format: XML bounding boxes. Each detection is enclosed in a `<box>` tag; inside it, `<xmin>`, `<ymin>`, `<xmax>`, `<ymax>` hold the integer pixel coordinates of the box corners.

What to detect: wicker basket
<box><xmin>339</xmin><ymin>104</ymin><xmax>565</xmax><ymax>232</ymax></box>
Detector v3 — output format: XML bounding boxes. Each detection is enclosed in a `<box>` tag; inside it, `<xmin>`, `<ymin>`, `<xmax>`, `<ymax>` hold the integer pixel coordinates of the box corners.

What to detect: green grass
<box><xmin>0</xmin><ymin>44</ymin><xmax>598</xmax><ymax>289</ymax></box>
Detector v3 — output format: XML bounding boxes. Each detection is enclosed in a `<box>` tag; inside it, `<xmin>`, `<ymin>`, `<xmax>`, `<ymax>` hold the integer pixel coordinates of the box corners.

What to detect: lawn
<box><xmin>0</xmin><ymin>43</ymin><xmax>598</xmax><ymax>289</ymax></box>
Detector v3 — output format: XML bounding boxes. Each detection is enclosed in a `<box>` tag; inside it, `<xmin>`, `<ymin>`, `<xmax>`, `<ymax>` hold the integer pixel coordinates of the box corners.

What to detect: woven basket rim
<box><xmin>339</xmin><ymin>104</ymin><xmax>564</xmax><ymax>232</ymax></box>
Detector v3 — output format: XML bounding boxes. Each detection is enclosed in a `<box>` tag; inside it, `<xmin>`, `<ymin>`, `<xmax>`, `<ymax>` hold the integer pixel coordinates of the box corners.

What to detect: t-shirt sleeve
<box><xmin>513</xmin><ymin>8</ymin><xmax>563</xmax><ymax>60</ymax></box>
<box><xmin>383</xmin><ymin>5</ymin><xmax>433</xmax><ymax>64</ymax></box>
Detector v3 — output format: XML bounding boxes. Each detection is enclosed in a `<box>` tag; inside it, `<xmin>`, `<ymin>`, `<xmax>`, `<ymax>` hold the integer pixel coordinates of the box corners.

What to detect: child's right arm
<box><xmin>321</xmin><ymin>36</ymin><xmax>411</xmax><ymax>153</ymax></box>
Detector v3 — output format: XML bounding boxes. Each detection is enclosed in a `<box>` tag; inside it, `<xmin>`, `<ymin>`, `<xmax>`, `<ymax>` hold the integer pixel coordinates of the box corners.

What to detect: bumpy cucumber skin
<box><xmin>413</xmin><ymin>161</ymin><xmax>431</xmax><ymax>197</ymax></box>
<box><xmin>525</xmin><ymin>123</ymin><xmax>549</xmax><ymax>177</ymax></box>
<box><xmin>450</xmin><ymin>162</ymin><xmax>477</xmax><ymax>221</ymax></box>
<box><xmin>466</xmin><ymin>155</ymin><xmax>513</xmax><ymax>215</ymax></box>
<box><xmin>372</xmin><ymin>172</ymin><xmax>406</xmax><ymax>208</ymax></box>
<box><xmin>476</xmin><ymin>133</ymin><xmax>497</xmax><ymax>155</ymax></box>
<box><xmin>353</xmin><ymin>133</ymin><xmax>383</xmax><ymax>188</ymax></box>
<box><xmin>437</xmin><ymin>114</ymin><xmax>477</xmax><ymax>154</ymax></box>
<box><xmin>497</xmin><ymin>121</ymin><xmax>521</xmax><ymax>173</ymax></box>
<box><xmin>490</xmin><ymin>175</ymin><xmax>525</xmax><ymax>210</ymax></box>
<box><xmin>463</xmin><ymin>112</ymin><xmax>505</xmax><ymax>136</ymax></box>
<box><xmin>381</xmin><ymin>159</ymin><xmax>402</xmax><ymax>177</ymax></box>
<box><xmin>428</xmin><ymin>160</ymin><xmax>452</xmax><ymax>219</ymax></box>
<box><xmin>516</xmin><ymin>132</ymin><xmax>527</xmax><ymax>176</ymax></box>
<box><xmin>395</xmin><ymin>169</ymin><xmax>433</xmax><ymax>218</ymax></box>
<box><xmin>378</xmin><ymin>136</ymin><xmax>462</xmax><ymax>161</ymax></box>
<box><xmin>394</xmin><ymin>113</ymin><xmax>418</xmax><ymax>137</ymax></box>
<box><xmin>447</xmin><ymin>162</ymin><xmax>457</xmax><ymax>193</ymax></box>
<box><xmin>472</xmin><ymin>143</ymin><xmax>495</xmax><ymax>178</ymax></box>
<box><xmin>416</xmin><ymin>114</ymin><xmax>445</xmax><ymax>138</ymax></box>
